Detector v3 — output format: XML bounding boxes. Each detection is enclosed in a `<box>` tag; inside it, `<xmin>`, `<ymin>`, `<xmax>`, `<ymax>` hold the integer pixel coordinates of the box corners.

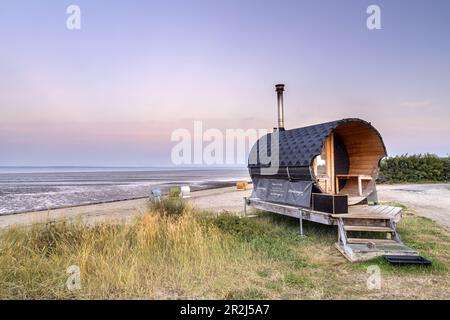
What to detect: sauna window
<box><xmin>313</xmin><ymin>153</ymin><xmax>329</xmax><ymax>193</ymax></box>
<box><xmin>315</xmin><ymin>155</ymin><xmax>326</xmax><ymax>175</ymax></box>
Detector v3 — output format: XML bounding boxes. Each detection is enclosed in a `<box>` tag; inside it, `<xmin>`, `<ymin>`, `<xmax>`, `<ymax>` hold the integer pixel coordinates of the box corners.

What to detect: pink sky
<box><xmin>0</xmin><ymin>0</ymin><xmax>449</xmax><ymax>166</ymax></box>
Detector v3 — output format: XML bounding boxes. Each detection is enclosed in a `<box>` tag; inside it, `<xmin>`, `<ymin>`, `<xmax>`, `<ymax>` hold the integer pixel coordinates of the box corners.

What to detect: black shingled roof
<box><xmin>248</xmin><ymin>118</ymin><xmax>386</xmax><ymax>168</ymax></box>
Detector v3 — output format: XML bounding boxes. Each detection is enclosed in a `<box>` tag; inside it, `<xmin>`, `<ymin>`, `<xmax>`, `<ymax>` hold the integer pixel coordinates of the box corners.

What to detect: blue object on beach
<box><xmin>150</xmin><ymin>188</ymin><xmax>162</xmax><ymax>203</ymax></box>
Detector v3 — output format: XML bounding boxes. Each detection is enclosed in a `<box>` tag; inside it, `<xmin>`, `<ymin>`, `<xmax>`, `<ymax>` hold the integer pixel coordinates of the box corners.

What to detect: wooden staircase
<box><xmin>332</xmin><ymin>210</ymin><xmax>417</xmax><ymax>262</ymax></box>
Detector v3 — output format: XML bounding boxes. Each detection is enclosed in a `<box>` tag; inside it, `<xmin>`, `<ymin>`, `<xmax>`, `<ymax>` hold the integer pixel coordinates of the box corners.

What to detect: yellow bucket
<box><xmin>236</xmin><ymin>181</ymin><xmax>248</xmax><ymax>190</ymax></box>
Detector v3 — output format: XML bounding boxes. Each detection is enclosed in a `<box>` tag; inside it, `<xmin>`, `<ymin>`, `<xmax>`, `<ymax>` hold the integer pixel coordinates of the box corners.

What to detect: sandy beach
<box><xmin>0</xmin><ymin>186</ymin><xmax>252</xmax><ymax>230</ymax></box>
<box><xmin>0</xmin><ymin>183</ymin><xmax>449</xmax><ymax>230</ymax></box>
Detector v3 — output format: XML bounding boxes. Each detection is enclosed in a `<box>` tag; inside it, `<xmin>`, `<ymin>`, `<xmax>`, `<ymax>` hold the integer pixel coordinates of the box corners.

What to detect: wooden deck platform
<box><xmin>244</xmin><ymin>197</ymin><xmax>416</xmax><ymax>262</ymax></box>
<box><xmin>244</xmin><ymin>197</ymin><xmax>403</xmax><ymax>226</ymax></box>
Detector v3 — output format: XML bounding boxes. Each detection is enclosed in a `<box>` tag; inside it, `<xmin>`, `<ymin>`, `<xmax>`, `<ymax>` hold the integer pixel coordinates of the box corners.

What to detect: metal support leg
<box><xmin>243</xmin><ymin>197</ymin><xmax>247</xmax><ymax>217</ymax></box>
<box><xmin>389</xmin><ymin>219</ymin><xmax>401</xmax><ymax>242</ymax></box>
<box><xmin>299</xmin><ymin>209</ymin><xmax>304</xmax><ymax>236</ymax></box>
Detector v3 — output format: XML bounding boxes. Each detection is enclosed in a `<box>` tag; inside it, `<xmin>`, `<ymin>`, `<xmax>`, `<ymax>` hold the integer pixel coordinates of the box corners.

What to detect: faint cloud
<box><xmin>399</xmin><ymin>100</ymin><xmax>433</xmax><ymax>108</ymax></box>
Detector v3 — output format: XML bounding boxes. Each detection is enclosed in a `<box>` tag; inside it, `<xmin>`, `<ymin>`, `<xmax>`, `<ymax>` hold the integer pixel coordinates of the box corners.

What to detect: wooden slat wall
<box><xmin>333</xmin><ymin>122</ymin><xmax>385</xmax><ymax>196</ymax></box>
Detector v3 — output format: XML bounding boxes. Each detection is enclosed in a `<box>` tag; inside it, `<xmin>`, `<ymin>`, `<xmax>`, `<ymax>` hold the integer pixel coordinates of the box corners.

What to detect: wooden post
<box><xmin>335</xmin><ymin>176</ymin><xmax>340</xmax><ymax>194</ymax></box>
<box><xmin>325</xmin><ymin>133</ymin><xmax>335</xmax><ymax>194</ymax></box>
<box><xmin>358</xmin><ymin>176</ymin><xmax>362</xmax><ymax>196</ymax></box>
<box><xmin>325</xmin><ymin>139</ymin><xmax>331</xmax><ymax>193</ymax></box>
<box><xmin>312</xmin><ymin>157</ymin><xmax>318</xmax><ymax>176</ymax></box>
<box><xmin>330</xmin><ymin>133</ymin><xmax>335</xmax><ymax>194</ymax></box>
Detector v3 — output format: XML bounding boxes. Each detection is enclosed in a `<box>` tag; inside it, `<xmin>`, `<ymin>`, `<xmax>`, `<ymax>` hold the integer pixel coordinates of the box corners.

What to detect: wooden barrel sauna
<box><xmin>248</xmin><ymin>118</ymin><xmax>387</xmax><ymax>205</ymax></box>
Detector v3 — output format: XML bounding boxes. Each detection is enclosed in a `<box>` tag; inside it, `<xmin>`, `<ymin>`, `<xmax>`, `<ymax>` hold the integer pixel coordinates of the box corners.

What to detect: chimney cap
<box><xmin>275</xmin><ymin>84</ymin><xmax>285</xmax><ymax>92</ymax></box>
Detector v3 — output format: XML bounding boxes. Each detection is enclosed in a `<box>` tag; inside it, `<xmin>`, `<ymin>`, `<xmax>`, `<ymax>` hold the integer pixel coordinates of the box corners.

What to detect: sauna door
<box><xmin>313</xmin><ymin>133</ymin><xmax>335</xmax><ymax>194</ymax></box>
<box><xmin>313</xmin><ymin>133</ymin><xmax>349</xmax><ymax>194</ymax></box>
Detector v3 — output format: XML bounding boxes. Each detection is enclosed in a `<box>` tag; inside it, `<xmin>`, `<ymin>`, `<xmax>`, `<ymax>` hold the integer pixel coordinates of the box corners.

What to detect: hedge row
<box><xmin>378</xmin><ymin>154</ymin><xmax>450</xmax><ymax>183</ymax></box>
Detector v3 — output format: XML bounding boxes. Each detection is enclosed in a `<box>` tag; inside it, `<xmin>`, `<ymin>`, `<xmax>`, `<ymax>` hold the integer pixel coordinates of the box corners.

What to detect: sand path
<box><xmin>377</xmin><ymin>183</ymin><xmax>450</xmax><ymax>229</ymax></box>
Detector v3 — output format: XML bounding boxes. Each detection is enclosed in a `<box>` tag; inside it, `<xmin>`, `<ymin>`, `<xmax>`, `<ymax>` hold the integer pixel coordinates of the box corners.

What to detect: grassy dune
<box><xmin>0</xmin><ymin>199</ymin><xmax>449</xmax><ymax>299</ymax></box>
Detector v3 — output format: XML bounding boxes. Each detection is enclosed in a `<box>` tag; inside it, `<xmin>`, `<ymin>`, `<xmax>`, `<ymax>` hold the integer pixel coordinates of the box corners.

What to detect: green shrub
<box><xmin>379</xmin><ymin>154</ymin><xmax>449</xmax><ymax>183</ymax></box>
<box><xmin>168</xmin><ymin>186</ymin><xmax>181</xmax><ymax>198</ymax></box>
<box><xmin>151</xmin><ymin>197</ymin><xmax>186</xmax><ymax>218</ymax></box>
<box><xmin>443</xmin><ymin>157</ymin><xmax>450</xmax><ymax>181</ymax></box>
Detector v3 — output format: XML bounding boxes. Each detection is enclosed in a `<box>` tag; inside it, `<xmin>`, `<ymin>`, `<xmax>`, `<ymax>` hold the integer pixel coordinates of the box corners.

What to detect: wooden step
<box><xmin>344</xmin><ymin>225</ymin><xmax>395</xmax><ymax>232</ymax></box>
<box><xmin>347</xmin><ymin>238</ymin><xmax>398</xmax><ymax>245</ymax></box>
<box><xmin>331</xmin><ymin>213</ymin><xmax>391</xmax><ymax>220</ymax></box>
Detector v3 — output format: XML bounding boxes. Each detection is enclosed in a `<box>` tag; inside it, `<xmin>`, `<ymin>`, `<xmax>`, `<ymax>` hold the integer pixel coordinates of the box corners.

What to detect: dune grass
<box><xmin>0</xmin><ymin>199</ymin><xmax>449</xmax><ymax>299</ymax></box>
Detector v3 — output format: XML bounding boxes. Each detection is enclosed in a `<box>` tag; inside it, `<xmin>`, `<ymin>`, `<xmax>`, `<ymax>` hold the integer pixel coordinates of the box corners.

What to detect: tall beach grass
<box><xmin>0</xmin><ymin>198</ymin><xmax>449</xmax><ymax>299</ymax></box>
<box><xmin>0</xmin><ymin>200</ymin><xmax>255</xmax><ymax>299</ymax></box>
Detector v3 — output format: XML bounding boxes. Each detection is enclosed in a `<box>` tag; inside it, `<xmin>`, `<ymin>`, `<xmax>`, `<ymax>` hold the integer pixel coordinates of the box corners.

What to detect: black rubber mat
<box><xmin>384</xmin><ymin>255</ymin><xmax>432</xmax><ymax>266</ymax></box>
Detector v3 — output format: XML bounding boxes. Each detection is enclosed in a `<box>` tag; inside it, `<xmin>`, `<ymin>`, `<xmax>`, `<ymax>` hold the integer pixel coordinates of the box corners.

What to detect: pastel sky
<box><xmin>0</xmin><ymin>0</ymin><xmax>449</xmax><ymax>166</ymax></box>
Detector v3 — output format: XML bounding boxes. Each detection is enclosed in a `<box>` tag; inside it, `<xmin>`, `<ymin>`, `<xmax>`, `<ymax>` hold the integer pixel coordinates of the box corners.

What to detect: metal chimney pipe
<box><xmin>275</xmin><ymin>84</ymin><xmax>285</xmax><ymax>130</ymax></box>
